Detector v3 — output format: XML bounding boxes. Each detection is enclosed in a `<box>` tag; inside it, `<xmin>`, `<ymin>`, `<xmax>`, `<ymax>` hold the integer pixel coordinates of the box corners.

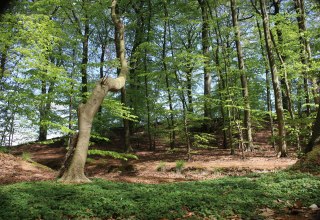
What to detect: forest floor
<box><xmin>1</xmin><ymin>130</ymin><xmax>299</xmax><ymax>185</ymax></box>
<box><xmin>1</xmin><ymin>130</ymin><xmax>320</xmax><ymax>219</ymax></box>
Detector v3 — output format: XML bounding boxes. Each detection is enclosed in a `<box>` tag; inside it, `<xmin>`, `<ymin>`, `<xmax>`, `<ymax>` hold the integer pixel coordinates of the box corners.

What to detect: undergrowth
<box><xmin>0</xmin><ymin>171</ymin><xmax>319</xmax><ymax>219</ymax></box>
<box><xmin>291</xmin><ymin>145</ymin><xmax>320</xmax><ymax>174</ymax></box>
<box><xmin>0</xmin><ymin>146</ymin><xmax>10</xmax><ymax>153</ymax></box>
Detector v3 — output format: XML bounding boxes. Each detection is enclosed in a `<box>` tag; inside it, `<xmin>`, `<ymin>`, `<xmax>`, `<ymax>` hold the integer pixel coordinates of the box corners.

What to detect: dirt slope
<box><xmin>0</xmin><ymin>152</ymin><xmax>56</xmax><ymax>185</ymax></box>
<box><xmin>0</xmin><ymin>130</ymin><xmax>300</xmax><ymax>184</ymax></box>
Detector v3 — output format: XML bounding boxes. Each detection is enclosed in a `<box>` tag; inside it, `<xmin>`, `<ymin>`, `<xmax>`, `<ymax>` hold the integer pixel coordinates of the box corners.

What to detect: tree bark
<box><xmin>294</xmin><ymin>0</ymin><xmax>314</xmax><ymax>114</ymax></box>
<box><xmin>256</xmin><ymin>18</ymin><xmax>276</xmax><ymax>149</ymax></box>
<box><xmin>214</xmin><ymin>30</ymin><xmax>228</xmax><ymax>149</ymax></box>
<box><xmin>114</xmin><ymin>18</ymin><xmax>131</xmax><ymax>152</ymax></box>
<box><xmin>167</xmin><ymin>17</ymin><xmax>192</xmax><ymax>158</ymax></box>
<box><xmin>144</xmin><ymin>0</ymin><xmax>153</xmax><ymax>150</ymax></box>
<box><xmin>59</xmin><ymin>0</ymin><xmax>128</xmax><ymax>183</ymax></box>
<box><xmin>215</xmin><ymin>11</ymin><xmax>234</xmax><ymax>152</ymax></box>
<box><xmin>162</xmin><ymin>2</ymin><xmax>176</xmax><ymax>148</ymax></box>
<box><xmin>185</xmin><ymin>29</ymin><xmax>195</xmax><ymax>113</ymax></box>
<box><xmin>100</xmin><ymin>44</ymin><xmax>105</xmax><ymax>79</ymax></box>
<box><xmin>39</xmin><ymin>80</ymin><xmax>54</xmax><ymax>141</ymax></box>
<box><xmin>211</xmin><ymin>5</ymin><xmax>229</xmax><ymax>149</ymax></box>
<box><xmin>127</xmin><ymin>0</ymin><xmax>145</xmax><ymax>135</ymax></box>
<box><xmin>305</xmin><ymin>106</ymin><xmax>320</xmax><ymax>153</ymax></box>
<box><xmin>271</xmin><ymin>1</ymin><xmax>300</xmax><ymax>149</ymax></box>
<box><xmin>259</xmin><ymin>0</ymin><xmax>287</xmax><ymax>157</ymax></box>
<box><xmin>121</xmin><ymin>87</ymin><xmax>131</xmax><ymax>152</ymax></box>
<box><xmin>198</xmin><ymin>0</ymin><xmax>212</xmax><ymax>131</ymax></box>
<box><xmin>0</xmin><ymin>47</ymin><xmax>7</xmax><ymax>81</ymax></box>
<box><xmin>230</xmin><ymin>0</ymin><xmax>253</xmax><ymax>151</ymax></box>
<box><xmin>81</xmin><ymin>11</ymin><xmax>89</xmax><ymax>103</ymax></box>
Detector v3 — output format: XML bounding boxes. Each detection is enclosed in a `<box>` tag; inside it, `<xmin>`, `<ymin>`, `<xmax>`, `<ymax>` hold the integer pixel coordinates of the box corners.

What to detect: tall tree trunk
<box><xmin>182</xmin><ymin>98</ymin><xmax>192</xmax><ymax>161</ymax></box>
<box><xmin>198</xmin><ymin>0</ymin><xmax>212</xmax><ymax>131</ymax></box>
<box><xmin>39</xmin><ymin>78</ymin><xmax>48</xmax><ymax>141</ymax></box>
<box><xmin>144</xmin><ymin>74</ymin><xmax>152</xmax><ymax>150</ymax></box>
<box><xmin>216</xmin><ymin>10</ymin><xmax>235</xmax><ymax>152</ymax></box>
<box><xmin>256</xmin><ymin>18</ymin><xmax>276</xmax><ymax>149</ymax></box>
<box><xmin>121</xmin><ymin>87</ymin><xmax>131</xmax><ymax>152</ymax></box>
<box><xmin>270</xmin><ymin>32</ymin><xmax>301</xmax><ymax>149</ymax></box>
<box><xmin>272</xmin><ymin>0</ymin><xmax>293</xmax><ymax>114</ymax></box>
<box><xmin>81</xmin><ymin>12</ymin><xmax>89</xmax><ymax>103</ymax></box>
<box><xmin>230</xmin><ymin>0</ymin><xmax>253</xmax><ymax>151</ymax></box>
<box><xmin>162</xmin><ymin>0</ymin><xmax>176</xmax><ymax>149</ymax></box>
<box><xmin>223</xmin><ymin>41</ymin><xmax>235</xmax><ymax>154</ymax></box>
<box><xmin>0</xmin><ymin>47</ymin><xmax>7</xmax><ymax>82</ymax></box>
<box><xmin>68</xmin><ymin>49</ymin><xmax>76</xmax><ymax>137</ymax></box>
<box><xmin>167</xmin><ymin>16</ymin><xmax>191</xmax><ymax>158</ymax></box>
<box><xmin>59</xmin><ymin>0</ymin><xmax>128</xmax><ymax>183</ymax></box>
<box><xmin>39</xmin><ymin>55</ymin><xmax>55</xmax><ymax>141</ymax></box>
<box><xmin>100</xmin><ymin>44</ymin><xmax>105</xmax><ymax>79</ymax></box>
<box><xmin>305</xmin><ymin>106</ymin><xmax>320</xmax><ymax>153</ymax></box>
<box><xmin>259</xmin><ymin>0</ymin><xmax>287</xmax><ymax>157</ymax></box>
<box><xmin>294</xmin><ymin>0</ymin><xmax>314</xmax><ymax>114</ymax></box>
<box><xmin>271</xmin><ymin>0</ymin><xmax>300</xmax><ymax>149</ymax></box>
<box><xmin>144</xmin><ymin>0</ymin><xmax>153</xmax><ymax>150</ymax></box>
<box><xmin>185</xmin><ymin>29</ymin><xmax>194</xmax><ymax>113</ymax></box>
<box><xmin>114</xmin><ymin>25</ymin><xmax>131</xmax><ymax>152</ymax></box>
<box><xmin>98</xmin><ymin>43</ymin><xmax>106</xmax><ymax>114</ymax></box>
<box><xmin>210</xmin><ymin>5</ymin><xmax>229</xmax><ymax>149</ymax></box>
<box><xmin>214</xmin><ymin>31</ymin><xmax>228</xmax><ymax>149</ymax></box>
<box><xmin>216</xmin><ymin>15</ymin><xmax>234</xmax><ymax>152</ymax></box>
<box><xmin>272</xmin><ymin>0</ymin><xmax>290</xmax><ymax>111</ymax></box>
<box><xmin>186</xmin><ymin>68</ymin><xmax>193</xmax><ymax>113</ymax></box>
<box><xmin>299</xmin><ymin>0</ymin><xmax>320</xmax><ymax>149</ymax></box>
<box><xmin>39</xmin><ymin>80</ymin><xmax>50</xmax><ymax>141</ymax></box>
<box><xmin>127</xmin><ymin>0</ymin><xmax>145</xmax><ymax>135</ymax></box>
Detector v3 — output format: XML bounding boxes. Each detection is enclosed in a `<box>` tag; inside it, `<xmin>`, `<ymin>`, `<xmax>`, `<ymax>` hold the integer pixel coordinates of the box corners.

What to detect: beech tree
<box><xmin>230</xmin><ymin>0</ymin><xmax>253</xmax><ymax>151</ymax></box>
<box><xmin>259</xmin><ymin>0</ymin><xmax>287</xmax><ymax>157</ymax></box>
<box><xmin>198</xmin><ymin>0</ymin><xmax>212</xmax><ymax>130</ymax></box>
<box><xmin>59</xmin><ymin>0</ymin><xmax>128</xmax><ymax>183</ymax></box>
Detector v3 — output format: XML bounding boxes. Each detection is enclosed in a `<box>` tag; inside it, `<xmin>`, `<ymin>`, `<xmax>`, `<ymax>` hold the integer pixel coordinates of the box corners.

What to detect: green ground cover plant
<box><xmin>0</xmin><ymin>171</ymin><xmax>319</xmax><ymax>219</ymax></box>
<box><xmin>175</xmin><ymin>160</ymin><xmax>186</xmax><ymax>173</ymax></box>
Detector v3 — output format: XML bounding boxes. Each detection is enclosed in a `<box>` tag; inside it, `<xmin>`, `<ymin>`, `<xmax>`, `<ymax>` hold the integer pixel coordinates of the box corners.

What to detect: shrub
<box><xmin>21</xmin><ymin>152</ymin><xmax>32</xmax><ymax>162</ymax></box>
<box><xmin>0</xmin><ymin>146</ymin><xmax>10</xmax><ymax>153</ymax></box>
<box><xmin>175</xmin><ymin>160</ymin><xmax>185</xmax><ymax>173</ymax></box>
<box><xmin>156</xmin><ymin>161</ymin><xmax>166</xmax><ymax>172</ymax></box>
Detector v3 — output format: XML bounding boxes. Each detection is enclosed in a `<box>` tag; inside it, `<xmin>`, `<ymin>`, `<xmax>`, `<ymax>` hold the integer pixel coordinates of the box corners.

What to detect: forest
<box><xmin>1</xmin><ymin>0</ymin><xmax>320</xmax><ymax>219</ymax></box>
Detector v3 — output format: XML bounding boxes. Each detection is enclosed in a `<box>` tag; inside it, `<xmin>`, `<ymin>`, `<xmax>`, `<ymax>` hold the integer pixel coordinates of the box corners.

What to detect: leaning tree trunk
<box><xmin>271</xmin><ymin>0</ymin><xmax>300</xmax><ymax>149</ymax></box>
<box><xmin>260</xmin><ymin>0</ymin><xmax>287</xmax><ymax>157</ymax></box>
<box><xmin>59</xmin><ymin>0</ymin><xmax>127</xmax><ymax>183</ymax></box>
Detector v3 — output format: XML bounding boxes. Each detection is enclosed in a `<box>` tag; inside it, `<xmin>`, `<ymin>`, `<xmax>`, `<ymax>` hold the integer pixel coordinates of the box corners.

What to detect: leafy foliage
<box><xmin>88</xmin><ymin>149</ymin><xmax>138</xmax><ymax>161</ymax></box>
<box><xmin>0</xmin><ymin>146</ymin><xmax>10</xmax><ymax>153</ymax></box>
<box><xmin>156</xmin><ymin>161</ymin><xmax>167</xmax><ymax>172</ymax></box>
<box><xmin>192</xmin><ymin>133</ymin><xmax>216</xmax><ymax>148</ymax></box>
<box><xmin>175</xmin><ymin>160</ymin><xmax>185</xmax><ymax>173</ymax></box>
